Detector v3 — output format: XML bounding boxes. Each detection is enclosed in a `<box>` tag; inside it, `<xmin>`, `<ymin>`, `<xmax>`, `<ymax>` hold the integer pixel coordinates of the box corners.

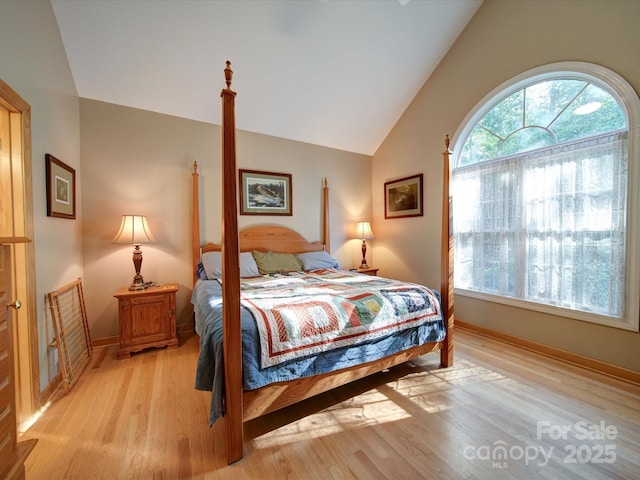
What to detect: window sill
<box><xmin>454</xmin><ymin>287</ymin><xmax>638</xmax><ymax>332</ymax></box>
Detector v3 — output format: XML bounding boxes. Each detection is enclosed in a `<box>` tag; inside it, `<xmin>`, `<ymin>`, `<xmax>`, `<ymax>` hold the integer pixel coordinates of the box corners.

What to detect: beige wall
<box><xmin>0</xmin><ymin>1</ymin><xmax>82</xmax><ymax>389</ymax></box>
<box><xmin>80</xmin><ymin>99</ymin><xmax>371</xmax><ymax>340</ymax></box>
<box><xmin>373</xmin><ymin>0</ymin><xmax>640</xmax><ymax>371</ymax></box>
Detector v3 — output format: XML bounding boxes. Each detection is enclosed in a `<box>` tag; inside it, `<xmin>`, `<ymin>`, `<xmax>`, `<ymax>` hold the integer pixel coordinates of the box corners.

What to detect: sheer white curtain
<box><xmin>453</xmin><ymin>131</ymin><xmax>628</xmax><ymax>317</ymax></box>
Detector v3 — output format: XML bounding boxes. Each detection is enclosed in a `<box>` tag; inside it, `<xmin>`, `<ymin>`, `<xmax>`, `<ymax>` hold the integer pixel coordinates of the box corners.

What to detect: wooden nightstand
<box><xmin>351</xmin><ymin>267</ymin><xmax>379</xmax><ymax>276</ymax></box>
<box><xmin>113</xmin><ymin>283</ymin><xmax>179</xmax><ymax>359</ymax></box>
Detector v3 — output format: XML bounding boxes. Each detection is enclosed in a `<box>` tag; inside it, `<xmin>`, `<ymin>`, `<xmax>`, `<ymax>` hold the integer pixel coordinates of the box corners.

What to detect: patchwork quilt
<box><xmin>239</xmin><ymin>269</ymin><xmax>442</xmax><ymax>368</ymax></box>
<box><xmin>193</xmin><ymin>270</ymin><xmax>446</xmax><ymax>425</ymax></box>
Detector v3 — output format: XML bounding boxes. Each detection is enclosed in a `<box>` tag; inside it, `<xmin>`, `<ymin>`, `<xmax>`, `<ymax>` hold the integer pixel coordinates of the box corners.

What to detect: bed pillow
<box><xmin>201</xmin><ymin>252</ymin><xmax>223</xmax><ymax>279</ymax></box>
<box><xmin>252</xmin><ymin>251</ymin><xmax>304</xmax><ymax>274</ymax></box>
<box><xmin>296</xmin><ymin>251</ymin><xmax>339</xmax><ymax>270</ymax></box>
<box><xmin>201</xmin><ymin>251</ymin><xmax>260</xmax><ymax>279</ymax></box>
<box><xmin>239</xmin><ymin>252</ymin><xmax>261</xmax><ymax>277</ymax></box>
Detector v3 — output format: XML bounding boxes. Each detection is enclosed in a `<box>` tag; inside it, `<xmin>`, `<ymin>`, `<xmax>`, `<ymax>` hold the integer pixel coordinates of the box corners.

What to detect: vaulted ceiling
<box><xmin>51</xmin><ymin>0</ymin><xmax>482</xmax><ymax>155</ymax></box>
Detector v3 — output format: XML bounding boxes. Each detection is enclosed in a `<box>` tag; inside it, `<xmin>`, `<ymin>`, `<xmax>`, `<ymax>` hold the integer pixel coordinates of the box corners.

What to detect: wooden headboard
<box><xmin>201</xmin><ymin>225</ymin><xmax>325</xmax><ymax>254</ymax></box>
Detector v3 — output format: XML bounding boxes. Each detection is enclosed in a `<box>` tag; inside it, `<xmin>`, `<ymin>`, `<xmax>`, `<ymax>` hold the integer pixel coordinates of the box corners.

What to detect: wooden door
<box><xmin>0</xmin><ymin>244</ymin><xmax>36</xmax><ymax>480</ymax></box>
<box><xmin>0</xmin><ymin>78</ymin><xmax>39</xmax><ymax>430</ymax></box>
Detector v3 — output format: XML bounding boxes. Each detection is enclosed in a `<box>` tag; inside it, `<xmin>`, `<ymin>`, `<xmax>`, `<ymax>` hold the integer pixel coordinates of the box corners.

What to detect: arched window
<box><xmin>452</xmin><ymin>63</ymin><xmax>640</xmax><ymax>330</ymax></box>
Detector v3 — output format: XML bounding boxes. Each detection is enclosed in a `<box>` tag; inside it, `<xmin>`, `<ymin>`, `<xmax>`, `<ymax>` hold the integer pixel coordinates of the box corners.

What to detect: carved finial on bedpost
<box><xmin>193</xmin><ymin>161</ymin><xmax>198</xmax><ymax>174</ymax></box>
<box><xmin>224</xmin><ymin>60</ymin><xmax>233</xmax><ymax>89</ymax></box>
<box><xmin>444</xmin><ymin>134</ymin><xmax>451</xmax><ymax>152</ymax></box>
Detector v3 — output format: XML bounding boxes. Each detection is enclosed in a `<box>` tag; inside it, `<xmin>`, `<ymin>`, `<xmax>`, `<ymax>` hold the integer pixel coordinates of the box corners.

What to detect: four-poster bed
<box><xmin>192</xmin><ymin>62</ymin><xmax>454</xmax><ymax>464</ymax></box>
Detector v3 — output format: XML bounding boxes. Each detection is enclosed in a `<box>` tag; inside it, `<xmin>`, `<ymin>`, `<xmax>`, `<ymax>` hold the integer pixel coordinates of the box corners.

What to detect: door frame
<box><xmin>0</xmin><ymin>78</ymin><xmax>40</xmax><ymax>428</ymax></box>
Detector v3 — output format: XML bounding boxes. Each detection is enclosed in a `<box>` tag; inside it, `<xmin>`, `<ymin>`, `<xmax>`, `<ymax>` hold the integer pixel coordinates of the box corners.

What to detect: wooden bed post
<box><xmin>440</xmin><ymin>135</ymin><xmax>454</xmax><ymax>367</ymax></box>
<box><xmin>322</xmin><ymin>178</ymin><xmax>330</xmax><ymax>252</ymax></box>
<box><xmin>220</xmin><ymin>61</ymin><xmax>243</xmax><ymax>464</ymax></box>
<box><xmin>192</xmin><ymin>161</ymin><xmax>200</xmax><ymax>286</ymax></box>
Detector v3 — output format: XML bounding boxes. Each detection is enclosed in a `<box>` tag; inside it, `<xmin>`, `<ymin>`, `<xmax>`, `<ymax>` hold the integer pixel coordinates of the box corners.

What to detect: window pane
<box><xmin>458</xmin><ymin>78</ymin><xmax>626</xmax><ymax>165</ymax></box>
<box><xmin>499</xmin><ymin>127</ymin><xmax>555</xmax><ymax>156</ymax></box>
<box><xmin>552</xmin><ymin>84</ymin><xmax>626</xmax><ymax>142</ymax></box>
<box><xmin>454</xmin><ymin>128</ymin><xmax>627</xmax><ymax>318</ymax></box>
<box><xmin>525</xmin><ymin>79</ymin><xmax>586</xmax><ymax>128</ymax></box>
<box><xmin>458</xmin><ymin>125</ymin><xmax>500</xmax><ymax>166</ymax></box>
<box><xmin>480</xmin><ymin>89</ymin><xmax>524</xmax><ymax>138</ymax></box>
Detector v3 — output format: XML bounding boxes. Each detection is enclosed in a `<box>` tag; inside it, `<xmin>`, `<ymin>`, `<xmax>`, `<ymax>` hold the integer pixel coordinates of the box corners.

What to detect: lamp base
<box><xmin>359</xmin><ymin>240</ymin><xmax>370</xmax><ymax>270</ymax></box>
<box><xmin>128</xmin><ymin>274</ymin><xmax>149</xmax><ymax>291</ymax></box>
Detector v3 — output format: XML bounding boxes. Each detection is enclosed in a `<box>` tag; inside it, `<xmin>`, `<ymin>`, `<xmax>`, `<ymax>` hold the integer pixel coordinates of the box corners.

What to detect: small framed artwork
<box><xmin>45</xmin><ymin>154</ymin><xmax>76</xmax><ymax>219</ymax></box>
<box><xmin>239</xmin><ymin>169</ymin><xmax>292</xmax><ymax>215</ymax></box>
<box><xmin>384</xmin><ymin>173</ymin><xmax>423</xmax><ymax>219</ymax></box>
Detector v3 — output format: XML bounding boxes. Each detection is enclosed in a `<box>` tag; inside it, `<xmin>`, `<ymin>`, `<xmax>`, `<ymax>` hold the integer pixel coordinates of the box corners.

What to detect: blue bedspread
<box><xmin>192</xmin><ymin>272</ymin><xmax>446</xmax><ymax>425</ymax></box>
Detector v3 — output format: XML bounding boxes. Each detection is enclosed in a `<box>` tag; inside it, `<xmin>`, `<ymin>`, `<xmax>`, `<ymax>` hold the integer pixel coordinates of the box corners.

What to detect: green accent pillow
<box><xmin>252</xmin><ymin>251</ymin><xmax>304</xmax><ymax>274</ymax></box>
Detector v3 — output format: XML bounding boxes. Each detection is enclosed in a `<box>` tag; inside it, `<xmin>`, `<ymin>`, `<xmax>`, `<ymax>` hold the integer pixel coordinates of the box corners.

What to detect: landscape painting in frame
<box><xmin>384</xmin><ymin>173</ymin><xmax>423</xmax><ymax>219</ymax></box>
<box><xmin>239</xmin><ymin>169</ymin><xmax>292</xmax><ymax>215</ymax></box>
<box><xmin>45</xmin><ymin>153</ymin><xmax>76</xmax><ymax>219</ymax></box>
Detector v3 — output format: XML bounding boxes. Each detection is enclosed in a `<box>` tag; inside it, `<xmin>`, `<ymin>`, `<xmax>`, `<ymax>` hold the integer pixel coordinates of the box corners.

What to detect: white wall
<box><xmin>373</xmin><ymin>0</ymin><xmax>640</xmax><ymax>372</ymax></box>
<box><xmin>0</xmin><ymin>1</ymin><xmax>82</xmax><ymax>389</ymax></box>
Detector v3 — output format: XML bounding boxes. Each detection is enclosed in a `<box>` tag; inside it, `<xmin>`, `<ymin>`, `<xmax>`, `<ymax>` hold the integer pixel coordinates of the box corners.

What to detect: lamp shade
<box><xmin>112</xmin><ymin>215</ymin><xmax>156</xmax><ymax>245</ymax></box>
<box><xmin>353</xmin><ymin>221</ymin><xmax>375</xmax><ymax>240</ymax></box>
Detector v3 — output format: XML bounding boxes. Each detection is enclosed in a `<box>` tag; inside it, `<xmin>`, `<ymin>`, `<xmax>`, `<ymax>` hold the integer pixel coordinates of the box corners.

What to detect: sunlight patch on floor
<box><xmin>329</xmin><ymin>389</ymin><xmax>413</xmax><ymax>425</ymax></box>
<box><xmin>19</xmin><ymin>400</ymin><xmax>52</xmax><ymax>434</ymax></box>
<box><xmin>252</xmin><ymin>373</ymin><xmax>451</xmax><ymax>450</ymax></box>
<box><xmin>251</xmin><ymin>358</ymin><xmax>511</xmax><ymax>452</ymax></box>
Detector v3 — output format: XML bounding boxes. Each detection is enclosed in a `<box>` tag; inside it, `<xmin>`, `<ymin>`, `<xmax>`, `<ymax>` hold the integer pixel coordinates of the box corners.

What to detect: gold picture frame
<box><xmin>46</xmin><ymin>154</ymin><xmax>76</xmax><ymax>219</ymax></box>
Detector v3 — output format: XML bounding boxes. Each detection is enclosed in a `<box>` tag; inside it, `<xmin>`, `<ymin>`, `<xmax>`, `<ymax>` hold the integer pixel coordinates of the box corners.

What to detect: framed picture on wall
<box><xmin>45</xmin><ymin>154</ymin><xmax>76</xmax><ymax>219</ymax></box>
<box><xmin>239</xmin><ymin>169</ymin><xmax>292</xmax><ymax>215</ymax></box>
<box><xmin>384</xmin><ymin>173</ymin><xmax>423</xmax><ymax>219</ymax></box>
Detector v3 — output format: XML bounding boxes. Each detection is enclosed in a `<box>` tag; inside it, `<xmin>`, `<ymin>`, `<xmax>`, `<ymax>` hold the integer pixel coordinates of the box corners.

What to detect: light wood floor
<box><xmin>21</xmin><ymin>328</ymin><xmax>640</xmax><ymax>480</ymax></box>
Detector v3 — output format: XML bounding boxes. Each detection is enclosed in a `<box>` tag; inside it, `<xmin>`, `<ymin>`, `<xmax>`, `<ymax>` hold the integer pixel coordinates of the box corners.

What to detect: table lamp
<box><xmin>353</xmin><ymin>221</ymin><xmax>375</xmax><ymax>269</ymax></box>
<box><xmin>113</xmin><ymin>215</ymin><xmax>156</xmax><ymax>290</ymax></box>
